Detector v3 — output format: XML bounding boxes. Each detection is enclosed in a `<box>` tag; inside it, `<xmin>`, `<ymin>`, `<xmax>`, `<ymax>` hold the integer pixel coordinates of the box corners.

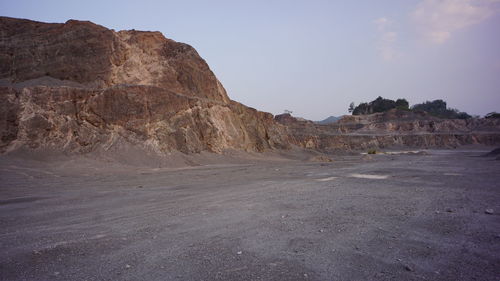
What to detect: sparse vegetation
<box><xmin>485</xmin><ymin>112</ymin><xmax>500</xmax><ymax>119</ymax></box>
<box><xmin>351</xmin><ymin>96</ymin><xmax>409</xmax><ymax>115</ymax></box>
<box><xmin>367</xmin><ymin>148</ymin><xmax>377</xmax><ymax>154</ymax></box>
<box><xmin>411</xmin><ymin>100</ymin><xmax>471</xmax><ymax>119</ymax></box>
<box><xmin>350</xmin><ymin>97</ymin><xmax>472</xmax><ymax>119</ymax></box>
<box><xmin>395</xmin><ymin>98</ymin><xmax>410</xmax><ymax>110</ymax></box>
<box><xmin>348</xmin><ymin>102</ymin><xmax>355</xmax><ymax>113</ymax></box>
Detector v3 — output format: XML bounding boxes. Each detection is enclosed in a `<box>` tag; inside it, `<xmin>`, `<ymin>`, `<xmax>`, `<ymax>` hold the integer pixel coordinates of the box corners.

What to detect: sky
<box><xmin>1</xmin><ymin>0</ymin><xmax>500</xmax><ymax>120</ymax></box>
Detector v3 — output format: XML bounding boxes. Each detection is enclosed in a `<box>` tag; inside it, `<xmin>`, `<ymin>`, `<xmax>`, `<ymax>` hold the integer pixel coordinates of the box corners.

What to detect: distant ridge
<box><xmin>315</xmin><ymin>116</ymin><xmax>342</xmax><ymax>125</ymax></box>
<box><xmin>276</xmin><ymin>109</ymin><xmax>500</xmax><ymax>151</ymax></box>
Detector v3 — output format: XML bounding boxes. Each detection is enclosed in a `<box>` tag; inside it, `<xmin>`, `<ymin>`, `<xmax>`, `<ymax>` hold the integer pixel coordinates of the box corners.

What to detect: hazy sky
<box><xmin>2</xmin><ymin>0</ymin><xmax>500</xmax><ymax>120</ymax></box>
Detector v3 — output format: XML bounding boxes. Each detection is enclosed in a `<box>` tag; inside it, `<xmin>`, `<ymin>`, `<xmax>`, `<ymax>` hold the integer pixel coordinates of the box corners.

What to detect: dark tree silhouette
<box><xmin>412</xmin><ymin>100</ymin><xmax>471</xmax><ymax>119</ymax></box>
<box><xmin>352</xmin><ymin>96</ymin><xmax>401</xmax><ymax>115</ymax></box>
<box><xmin>348</xmin><ymin>102</ymin><xmax>355</xmax><ymax>113</ymax></box>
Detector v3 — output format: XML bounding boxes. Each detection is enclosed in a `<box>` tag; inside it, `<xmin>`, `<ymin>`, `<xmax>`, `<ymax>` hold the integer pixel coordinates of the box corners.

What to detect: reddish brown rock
<box><xmin>0</xmin><ymin>17</ymin><xmax>288</xmax><ymax>154</ymax></box>
<box><xmin>0</xmin><ymin>16</ymin><xmax>229</xmax><ymax>102</ymax></box>
<box><xmin>1</xmin><ymin>16</ymin><xmax>499</xmax><ymax>155</ymax></box>
<box><xmin>275</xmin><ymin>109</ymin><xmax>500</xmax><ymax>151</ymax></box>
<box><xmin>0</xmin><ymin>85</ymin><xmax>289</xmax><ymax>154</ymax></box>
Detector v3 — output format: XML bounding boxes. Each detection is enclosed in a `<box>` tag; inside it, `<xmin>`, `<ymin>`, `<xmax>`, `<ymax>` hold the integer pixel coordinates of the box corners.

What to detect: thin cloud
<box><xmin>413</xmin><ymin>0</ymin><xmax>500</xmax><ymax>44</ymax></box>
<box><xmin>374</xmin><ymin>17</ymin><xmax>390</xmax><ymax>31</ymax></box>
<box><xmin>374</xmin><ymin>17</ymin><xmax>399</xmax><ymax>60</ymax></box>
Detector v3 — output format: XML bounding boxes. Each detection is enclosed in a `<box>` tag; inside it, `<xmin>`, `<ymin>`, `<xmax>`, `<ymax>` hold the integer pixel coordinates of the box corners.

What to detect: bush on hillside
<box><xmin>485</xmin><ymin>112</ymin><xmax>500</xmax><ymax>119</ymax></box>
<box><xmin>411</xmin><ymin>100</ymin><xmax>471</xmax><ymax>119</ymax></box>
<box><xmin>351</xmin><ymin>96</ymin><xmax>409</xmax><ymax>115</ymax></box>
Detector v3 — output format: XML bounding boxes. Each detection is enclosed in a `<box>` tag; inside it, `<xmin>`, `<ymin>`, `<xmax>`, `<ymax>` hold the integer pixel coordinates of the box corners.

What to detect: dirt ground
<box><xmin>0</xmin><ymin>148</ymin><xmax>499</xmax><ymax>280</ymax></box>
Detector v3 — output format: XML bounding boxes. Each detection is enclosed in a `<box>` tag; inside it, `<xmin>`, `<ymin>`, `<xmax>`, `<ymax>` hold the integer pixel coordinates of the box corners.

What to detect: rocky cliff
<box><xmin>276</xmin><ymin>110</ymin><xmax>500</xmax><ymax>151</ymax></box>
<box><xmin>1</xmin><ymin>17</ymin><xmax>499</xmax><ymax>156</ymax></box>
<box><xmin>0</xmin><ymin>17</ymin><xmax>288</xmax><ymax>154</ymax></box>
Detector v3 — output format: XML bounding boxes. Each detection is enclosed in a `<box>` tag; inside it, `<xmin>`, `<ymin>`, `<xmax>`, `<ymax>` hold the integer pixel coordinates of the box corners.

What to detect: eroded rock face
<box><xmin>275</xmin><ymin>110</ymin><xmax>500</xmax><ymax>151</ymax></box>
<box><xmin>2</xmin><ymin>16</ymin><xmax>499</xmax><ymax>155</ymax></box>
<box><xmin>0</xmin><ymin>17</ymin><xmax>288</xmax><ymax>154</ymax></box>
<box><xmin>0</xmin><ymin>17</ymin><xmax>229</xmax><ymax>102</ymax></box>
<box><xmin>0</xmin><ymin>85</ymin><xmax>288</xmax><ymax>153</ymax></box>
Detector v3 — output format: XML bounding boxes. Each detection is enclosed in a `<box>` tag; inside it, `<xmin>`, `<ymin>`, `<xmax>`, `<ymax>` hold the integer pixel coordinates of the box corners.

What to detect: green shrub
<box><xmin>351</xmin><ymin>97</ymin><xmax>409</xmax><ymax>115</ymax></box>
<box><xmin>367</xmin><ymin>149</ymin><xmax>377</xmax><ymax>154</ymax></box>
<box><xmin>485</xmin><ymin>112</ymin><xmax>500</xmax><ymax>119</ymax></box>
<box><xmin>411</xmin><ymin>100</ymin><xmax>471</xmax><ymax>119</ymax></box>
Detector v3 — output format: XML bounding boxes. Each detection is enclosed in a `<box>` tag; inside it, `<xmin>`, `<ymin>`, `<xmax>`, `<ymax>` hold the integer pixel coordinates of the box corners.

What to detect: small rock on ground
<box><xmin>404</xmin><ymin>264</ymin><xmax>414</xmax><ymax>272</ymax></box>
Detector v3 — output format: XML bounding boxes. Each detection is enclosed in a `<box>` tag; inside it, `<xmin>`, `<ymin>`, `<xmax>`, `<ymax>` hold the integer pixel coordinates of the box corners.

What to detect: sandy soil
<box><xmin>0</xmin><ymin>148</ymin><xmax>499</xmax><ymax>280</ymax></box>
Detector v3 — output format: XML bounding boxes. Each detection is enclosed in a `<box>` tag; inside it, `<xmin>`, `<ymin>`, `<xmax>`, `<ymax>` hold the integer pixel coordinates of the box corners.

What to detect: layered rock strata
<box><xmin>1</xmin><ymin>16</ymin><xmax>499</xmax><ymax>155</ymax></box>
<box><xmin>0</xmin><ymin>17</ymin><xmax>288</xmax><ymax>154</ymax></box>
<box><xmin>275</xmin><ymin>110</ymin><xmax>500</xmax><ymax>151</ymax></box>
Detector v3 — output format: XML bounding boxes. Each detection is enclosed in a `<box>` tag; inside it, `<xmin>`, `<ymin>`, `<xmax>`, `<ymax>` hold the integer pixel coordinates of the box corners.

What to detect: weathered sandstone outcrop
<box><xmin>1</xmin><ymin>16</ymin><xmax>499</xmax><ymax>155</ymax></box>
<box><xmin>276</xmin><ymin>110</ymin><xmax>500</xmax><ymax>151</ymax></box>
<box><xmin>0</xmin><ymin>17</ymin><xmax>228</xmax><ymax>102</ymax></box>
<box><xmin>1</xmin><ymin>85</ymin><xmax>289</xmax><ymax>154</ymax></box>
<box><xmin>0</xmin><ymin>17</ymin><xmax>288</xmax><ymax>154</ymax></box>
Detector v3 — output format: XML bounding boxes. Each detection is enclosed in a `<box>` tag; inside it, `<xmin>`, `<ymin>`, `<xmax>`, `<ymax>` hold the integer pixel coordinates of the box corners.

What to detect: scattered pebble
<box><xmin>54</xmin><ymin>271</ymin><xmax>60</xmax><ymax>276</ymax></box>
<box><xmin>125</xmin><ymin>264</ymin><xmax>131</xmax><ymax>269</ymax></box>
<box><xmin>485</xmin><ymin>209</ymin><xmax>494</xmax><ymax>215</ymax></box>
<box><xmin>137</xmin><ymin>185</ymin><xmax>143</xmax><ymax>188</ymax></box>
<box><xmin>304</xmin><ymin>273</ymin><xmax>308</xmax><ymax>278</ymax></box>
<box><xmin>362</xmin><ymin>155</ymin><xmax>373</xmax><ymax>161</ymax></box>
<box><xmin>445</xmin><ymin>208</ymin><xmax>453</xmax><ymax>213</ymax></box>
<box><xmin>404</xmin><ymin>264</ymin><xmax>414</xmax><ymax>272</ymax></box>
<box><xmin>237</xmin><ymin>251</ymin><xmax>242</xmax><ymax>255</ymax></box>
<box><xmin>319</xmin><ymin>229</ymin><xmax>324</xmax><ymax>233</ymax></box>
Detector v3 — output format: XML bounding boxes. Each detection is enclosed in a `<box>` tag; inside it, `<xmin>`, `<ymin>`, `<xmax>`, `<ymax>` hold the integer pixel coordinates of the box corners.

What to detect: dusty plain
<box><xmin>0</xmin><ymin>148</ymin><xmax>499</xmax><ymax>281</ymax></box>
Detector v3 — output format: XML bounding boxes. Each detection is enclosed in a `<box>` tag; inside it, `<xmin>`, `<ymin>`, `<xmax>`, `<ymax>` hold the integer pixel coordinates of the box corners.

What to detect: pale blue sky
<box><xmin>2</xmin><ymin>0</ymin><xmax>499</xmax><ymax>119</ymax></box>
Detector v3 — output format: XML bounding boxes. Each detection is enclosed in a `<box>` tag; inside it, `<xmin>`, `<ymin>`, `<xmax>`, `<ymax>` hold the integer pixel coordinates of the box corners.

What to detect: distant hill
<box><xmin>315</xmin><ymin>116</ymin><xmax>342</xmax><ymax>125</ymax></box>
<box><xmin>275</xmin><ymin>108</ymin><xmax>500</xmax><ymax>151</ymax></box>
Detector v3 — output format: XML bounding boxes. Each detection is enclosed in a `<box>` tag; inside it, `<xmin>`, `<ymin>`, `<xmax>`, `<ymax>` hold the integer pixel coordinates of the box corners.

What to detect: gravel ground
<box><xmin>0</xmin><ymin>149</ymin><xmax>499</xmax><ymax>280</ymax></box>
